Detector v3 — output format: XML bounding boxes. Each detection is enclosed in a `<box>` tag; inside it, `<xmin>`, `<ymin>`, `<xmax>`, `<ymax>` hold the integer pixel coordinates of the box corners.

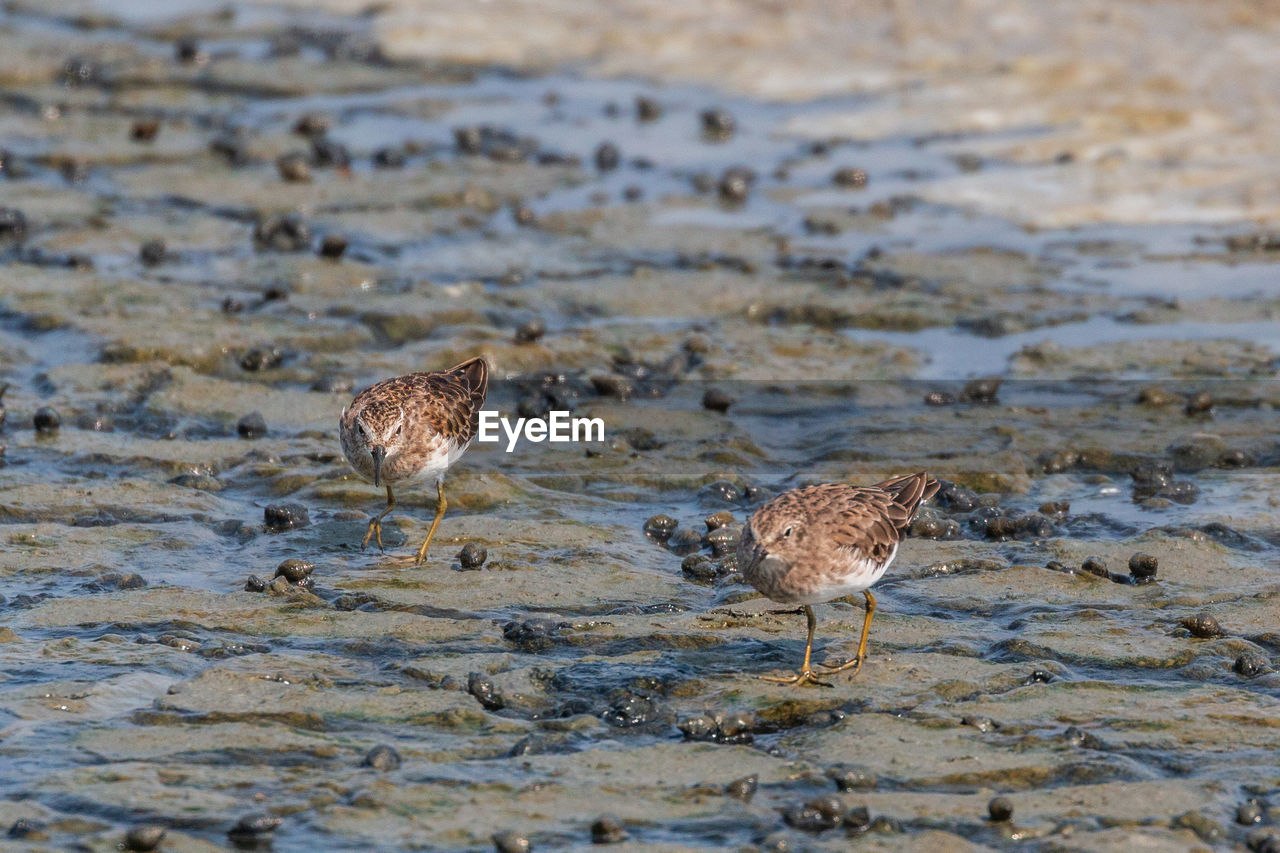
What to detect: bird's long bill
<box><xmin>370</xmin><ymin>445</ymin><xmax>386</xmax><ymax>487</ymax></box>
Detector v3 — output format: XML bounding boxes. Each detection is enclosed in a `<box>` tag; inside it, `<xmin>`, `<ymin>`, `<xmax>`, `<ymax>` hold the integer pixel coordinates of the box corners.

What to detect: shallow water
<box><xmin>1</xmin><ymin>2</ymin><xmax>1280</xmax><ymax>851</ymax></box>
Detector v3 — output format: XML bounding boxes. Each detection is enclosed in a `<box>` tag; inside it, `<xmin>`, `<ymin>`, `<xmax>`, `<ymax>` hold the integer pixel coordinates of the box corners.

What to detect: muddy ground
<box><xmin>1</xmin><ymin>2</ymin><xmax>1279</xmax><ymax>851</ymax></box>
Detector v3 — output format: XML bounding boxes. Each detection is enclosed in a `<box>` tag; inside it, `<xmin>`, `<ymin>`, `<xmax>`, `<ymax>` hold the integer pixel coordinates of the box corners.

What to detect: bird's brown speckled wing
<box><xmin>408</xmin><ymin>356</ymin><xmax>488</xmax><ymax>444</ymax></box>
<box><xmin>812</xmin><ymin>473</ymin><xmax>938</xmax><ymax>562</ymax></box>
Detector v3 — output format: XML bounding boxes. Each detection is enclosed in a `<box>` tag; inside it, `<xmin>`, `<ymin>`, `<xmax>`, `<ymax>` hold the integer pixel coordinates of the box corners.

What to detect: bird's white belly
<box><xmin>790</xmin><ymin>545</ymin><xmax>896</xmax><ymax>605</ymax></box>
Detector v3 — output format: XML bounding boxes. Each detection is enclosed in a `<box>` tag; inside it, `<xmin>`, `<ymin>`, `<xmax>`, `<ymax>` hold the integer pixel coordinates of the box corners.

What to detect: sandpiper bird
<box><xmin>737</xmin><ymin>472</ymin><xmax>939</xmax><ymax>687</ymax></box>
<box><xmin>339</xmin><ymin>357</ymin><xmax>488</xmax><ymax>564</ymax></box>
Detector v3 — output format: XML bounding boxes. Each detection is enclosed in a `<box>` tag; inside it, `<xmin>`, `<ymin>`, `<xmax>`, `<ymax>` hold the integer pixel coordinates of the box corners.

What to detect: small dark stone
<box><xmin>681</xmin><ymin>553</ymin><xmax>717</xmax><ymax>582</ymax></box>
<box><xmin>492</xmin><ymin>830</ymin><xmax>531</xmax><ymax>853</ymax></box>
<box><xmin>273</xmin><ymin>558</ymin><xmax>314</xmax><ymax>584</ymax></box>
<box><xmin>237</xmin><ymin>411</ymin><xmax>267</xmax><ymax>439</ymax></box>
<box><xmin>594</xmin><ymin>142</ymin><xmax>620</xmax><ymax>171</ymax></box>
<box><xmin>924</xmin><ymin>390</ymin><xmax>955</xmax><ymax>406</ymax></box>
<box><xmin>1028</xmin><ymin>669</ymin><xmax>1054</xmax><ymax>684</ymax></box>
<box><xmin>61</xmin><ymin>56</ymin><xmax>98</xmax><ymax>86</ymax></box>
<box><xmin>984</xmin><ymin>516</ymin><xmax>1017</xmax><ymax>540</ymax></box>
<box><xmin>1238</xmin><ymin>800</ymin><xmax>1266</xmax><ymax>825</ymax></box>
<box><xmin>1128</xmin><ymin>552</ymin><xmax>1158</xmax><ymax>580</ymax></box>
<box><xmin>959</xmin><ymin>376</ymin><xmax>1001</xmax><ymax>403</ymax></box>
<box><xmin>988</xmin><ymin>796</ymin><xmax>1013</xmax><ymax>822</ymax></box>
<box><xmin>724</xmin><ymin>774</ymin><xmax>757</xmax><ymax>800</ymax></box>
<box><xmin>468</xmin><ymin>672</ymin><xmax>505</xmax><ymax>710</ymax></box>
<box><xmin>933</xmin><ymin>480</ymin><xmax>978</xmax><ymax>512</ymax></box>
<box><xmin>239</xmin><ymin>347</ymin><xmax>284</xmax><ymax>372</ymax></box>
<box><xmin>139</xmin><ymin>239</ymin><xmax>167</xmax><ymax>266</ymax></box>
<box><xmin>1044</xmin><ymin>560</ymin><xmax>1074</xmax><ymax>574</ymax></box>
<box><xmin>0</xmin><ymin>207</ymin><xmax>28</xmax><ymax>242</ymax></box>
<box><xmin>513</xmin><ymin>205</ymin><xmax>536</xmax><ymax>226</ymax></box>
<box><xmin>1234</xmin><ymin>653</ymin><xmax>1269</xmax><ymax>678</ymax></box>
<box><xmin>175</xmin><ymin>37</ymin><xmax>203</xmax><ymax>63</ymax></box>
<box><xmin>502</xmin><ymin>618</ymin><xmax>566</xmax><ymax>652</ymax></box>
<box><xmin>228</xmin><ymin>813</ymin><xmax>281</xmax><ymax>840</ymax></box>
<box><xmin>33</xmin><ymin>407</ymin><xmax>60</xmax><ymax>434</ymax></box>
<box><xmin>124</xmin><ymin>824</ymin><xmax>166</xmax><ymax>851</ymax></box>
<box><xmin>590</xmin><ymin>374</ymin><xmax>632</xmax><ymax>400</ymax></box>
<box><xmin>454</xmin><ymin>126</ymin><xmax>483</xmax><ymax>154</ymax></box>
<box><xmin>826</xmin><ymin>763</ymin><xmax>877</xmax><ymax>791</ymax></box>
<box><xmin>1180</xmin><ymin>611</ymin><xmax>1225</xmax><ymax>638</ymax></box>
<box><xmin>718</xmin><ymin>166</ymin><xmax>754</xmax><ymax>203</ymax></box>
<box><xmin>845</xmin><ymin>806</ymin><xmax>872</xmax><ymax>834</ymax></box>
<box><xmin>700</xmin><ymin>480</ymin><xmax>744</xmax><ymax>504</ymax></box>
<box><xmin>372</xmin><ymin>146</ymin><xmax>407</xmax><ymax>168</ymax></box>
<box><xmin>667</xmin><ymin>527</ymin><xmax>703</xmax><ymax>555</ymax></box>
<box><xmin>1081</xmin><ymin>556</ymin><xmax>1110</xmax><ymax>579</ymax></box>
<box><xmin>210</xmin><ymin>134</ymin><xmax>250</xmax><ymax>166</ymax></box>
<box><xmin>635</xmin><ymin>95</ymin><xmax>662</xmax><ymax>121</ymax></box>
<box><xmin>362</xmin><ymin>743</ymin><xmax>401</xmax><ymax>771</ymax></box>
<box><xmin>706</xmin><ymin>526</ymin><xmax>740</xmax><ymax>557</ymax></box>
<box><xmin>961</xmin><ymin>714</ymin><xmax>996</xmax><ymax>732</ymax></box>
<box><xmin>277</xmin><ymin>152</ymin><xmax>312</xmax><ymax>182</ymax></box>
<box><xmin>1038</xmin><ymin>500</ymin><xmax>1069</xmax><ymax>516</ymax></box>
<box><xmin>514</xmin><ymin>318</ymin><xmax>546</xmax><ymax>344</ymax></box>
<box><xmin>702</xmin><ymin>388</ymin><xmax>733</xmax><ymax>413</ymax></box>
<box><xmin>130</xmin><ymin>119</ymin><xmax>160</xmax><ymax>143</ymax></box>
<box><xmin>643</xmin><ymin>514</ymin><xmax>678</xmax><ymax>541</ymax></box>
<box><xmin>1185</xmin><ymin>390</ymin><xmax>1213</xmax><ymax>415</ymax></box>
<box><xmin>292</xmin><ymin>113</ymin><xmax>330</xmax><ymax>137</ymax></box>
<box><xmin>1249</xmin><ymin>830</ymin><xmax>1280</xmax><ymax>853</ymax></box>
<box><xmin>310</xmin><ymin>136</ymin><xmax>351</xmax><ymax>168</ymax></box>
<box><xmin>319</xmin><ymin>234</ymin><xmax>348</xmax><ymax>259</ymax></box>
<box><xmin>784</xmin><ymin>796</ymin><xmax>844</xmax><ymax>833</ymax></box>
<box><xmin>264</xmin><ymin>503</ymin><xmax>310</xmax><ymax>531</ymax></box>
<box><xmin>459</xmin><ymin>542</ymin><xmax>488</xmax><ymax>569</ymax></box>
<box><xmin>700</xmin><ymin>108</ymin><xmax>735</xmax><ymax>140</ymax></box>
<box><xmin>7</xmin><ymin>819</ymin><xmax>46</xmax><ymax>840</ymax></box>
<box><xmin>622</xmin><ymin>185</ymin><xmax>643</xmax><ymax>202</ymax></box>
<box><xmin>833</xmin><ymin>167</ymin><xmax>868</xmax><ymax>188</ymax></box>
<box><xmin>705</xmin><ymin>511</ymin><xmax>735</xmax><ymax>530</ymax></box>
<box><xmin>253</xmin><ymin>213</ymin><xmax>310</xmax><ymax>252</ymax></box>
<box><xmin>244</xmin><ymin>574</ymin><xmax>268</xmax><ymax>592</ymax></box>
<box><xmin>590</xmin><ymin>815</ymin><xmax>627</xmax><ymax>844</ymax></box>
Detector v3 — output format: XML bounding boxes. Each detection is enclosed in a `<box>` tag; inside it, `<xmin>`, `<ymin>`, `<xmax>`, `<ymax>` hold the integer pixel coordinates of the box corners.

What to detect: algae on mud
<box><xmin>1</xmin><ymin>1</ymin><xmax>1279</xmax><ymax>852</ymax></box>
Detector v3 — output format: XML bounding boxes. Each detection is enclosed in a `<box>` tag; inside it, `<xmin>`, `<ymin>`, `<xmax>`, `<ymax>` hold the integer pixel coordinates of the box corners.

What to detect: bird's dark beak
<box><xmin>370</xmin><ymin>445</ymin><xmax>385</xmax><ymax>487</ymax></box>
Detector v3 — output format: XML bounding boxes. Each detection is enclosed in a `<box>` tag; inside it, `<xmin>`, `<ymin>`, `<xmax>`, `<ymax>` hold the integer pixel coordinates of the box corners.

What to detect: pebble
<box><xmin>459</xmin><ymin>542</ymin><xmax>488</xmax><ymax>569</ymax></box>
<box><xmin>362</xmin><ymin>743</ymin><xmax>401</xmax><ymax>770</ymax></box>
<box><xmin>706</xmin><ymin>525</ymin><xmax>740</xmax><ymax>557</ymax></box>
<box><xmin>642</xmin><ymin>514</ymin><xmax>678</xmax><ymax>541</ymax></box>
<box><xmin>264</xmin><ymin>503</ymin><xmax>310</xmax><ymax>531</ymax></box>
<box><xmin>210</xmin><ymin>134</ymin><xmax>250</xmax><ymax>166</ymax></box>
<box><xmin>988</xmin><ymin>796</ymin><xmax>1014</xmax><ymax>822</ymax></box>
<box><xmin>139</xmin><ymin>239</ymin><xmax>167</xmax><ymax>266</ymax></box>
<box><xmin>514</xmin><ymin>318</ymin><xmax>546</xmax><ymax>344</ymax></box>
<box><xmin>845</xmin><ymin>805</ymin><xmax>872</xmax><ymax>834</ymax></box>
<box><xmin>277</xmin><ymin>152</ymin><xmax>312</xmax><ymax>182</ymax></box>
<box><xmin>237</xmin><ymin>411</ymin><xmax>267</xmax><ymax>439</ymax></box>
<box><xmin>130</xmin><ymin>119</ymin><xmax>160</xmax><ymax>143</ymax></box>
<box><xmin>310</xmin><ymin>137</ymin><xmax>351</xmax><ymax>168</ymax></box>
<box><xmin>244</xmin><ymin>574</ymin><xmax>268</xmax><ymax>592</ymax></box>
<box><xmin>590</xmin><ymin>815</ymin><xmax>627</xmax><ymax>844</ymax></box>
<box><xmin>704</xmin><ymin>510</ymin><xmax>735</xmax><ymax>530</ymax></box>
<box><xmin>1185</xmin><ymin>390</ymin><xmax>1213</xmax><ymax>415</ymax></box>
<box><xmin>292</xmin><ymin>113</ymin><xmax>330</xmax><ymax>137</ymax></box>
<box><xmin>700</xmin><ymin>108</ymin><xmax>735</xmax><ymax>140</ymax></box>
<box><xmin>701</xmin><ymin>387</ymin><xmax>733</xmax><ymax>412</ymax></box>
<box><xmin>240</xmin><ymin>347</ymin><xmax>284</xmax><ymax>372</ymax></box>
<box><xmin>227</xmin><ymin>813</ymin><xmax>281</xmax><ymax>842</ymax></box>
<box><xmin>783</xmin><ymin>796</ymin><xmax>844</xmax><ymax>832</ymax></box>
<box><xmin>124</xmin><ymin>825</ymin><xmax>166</xmax><ymax>851</ymax></box>
<box><xmin>833</xmin><ymin>167</ymin><xmax>868</xmax><ymax>188</ymax></box>
<box><xmin>492</xmin><ymin>830</ymin><xmax>531</xmax><ymax>853</ymax></box>
<box><xmin>253</xmin><ymin>213</ymin><xmax>310</xmax><ymax>252</ymax></box>
<box><xmin>372</xmin><ymin>146</ymin><xmax>407</xmax><ymax>168</ymax></box>
<box><xmin>1128</xmin><ymin>552</ymin><xmax>1158</xmax><ymax>581</ymax></box>
<box><xmin>1180</xmin><ymin>612</ymin><xmax>1225</xmax><ymax>638</ymax></box>
<box><xmin>1234</xmin><ymin>653</ymin><xmax>1268</xmax><ymax>678</ymax></box>
<box><xmin>959</xmin><ymin>376</ymin><xmax>1001</xmax><ymax>403</ymax></box>
<box><xmin>1081</xmin><ymin>556</ymin><xmax>1110</xmax><ymax>579</ymax></box>
<box><xmin>594</xmin><ymin>142</ymin><xmax>620</xmax><ymax>171</ymax></box>
<box><xmin>175</xmin><ymin>37</ymin><xmax>203</xmax><ymax>63</ymax></box>
<box><xmin>319</xmin><ymin>234</ymin><xmax>348</xmax><ymax>259</ymax></box>
<box><xmin>7</xmin><ymin>819</ymin><xmax>46</xmax><ymax>840</ymax></box>
<box><xmin>274</xmin><ymin>558</ymin><xmax>314</xmax><ymax>584</ymax></box>
<box><xmin>724</xmin><ymin>773</ymin><xmax>757</xmax><ymax>800</ymax></box>
<box><xmin>924</xmin><ymin>390</ymin><xmax>955</xmax><ymax>406</ymax></box>
<box><xmin>468</xmin><ymin>672</ymin><xmax>505</xmax><ymax>710</ymax></box>
<box><xmin>513</xmin><ymin>204</ymin><xmax>536</xmax><ymax>226</ymax></box>
<box><xmin>501</xmin><ymin>618</ymin><xmax>566</xmax><ymax>652</ymax></box>
<box><xmin>667</xmin><ymin>527</ymin><xmax>703</xmax><ymax>555</ymax></box>
<box><xmin>680</xmin><ymin>553</ymin><xmax>717</xmax><ymax>582</ymax></box>
<box><xmin>1238</xmin><ymin>800</ymin><xmax>1266</xmax><ymax>825</ymax></box>
<box><xmin>826</xmin><ymin>763</ymin><xmax>878</xmax><ymax>791</ymax></box>
<box><xmin>33</xmin><ymin>407</ymin><xmax>60</xmax><ymax>434</ymax></box>
<box><xmin>635</xmin><ymin>95</ymin><xmax>662</xmax><ymax>121</ymax></box>
<box><xmin>718</xmin><ymin>166</ymin><xmax>754</xmax><ymax>203</ymax></box>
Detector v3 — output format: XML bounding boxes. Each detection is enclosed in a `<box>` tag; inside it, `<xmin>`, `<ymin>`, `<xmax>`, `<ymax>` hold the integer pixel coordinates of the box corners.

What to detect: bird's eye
<box><xmin>393</xmin><ymin>423</ymin><xmax>403</xmax><ymax>437</ymax></box>
<box><xmin>356</xmin><ymin>423</ymin><xmax>365</xmax><ymax>435</ymax></box>
<box><xmin>782</xmin><ymin>526</ymin><xmax>793</xmax><ymax>538</ymax></box>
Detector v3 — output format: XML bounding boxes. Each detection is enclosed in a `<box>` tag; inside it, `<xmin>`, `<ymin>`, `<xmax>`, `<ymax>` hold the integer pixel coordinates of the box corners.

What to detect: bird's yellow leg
<box><xmin>361</xmin><ymin>485</ymin><xmax>396</xmax><ymax>552</ymax></box>
<box><xmin>820</xmin><ymin>589</ymin><xmax>876</xmax><ymax>675</ymax></box>
<box><xmin>761</xmin><ymin>605</ymin><xmax>833</xmax><ymax>688</ymax></box>
<box><xmin>414</xmin><ymin>480</ymin><xmax>447</xmax><ymax>564</ymax></box>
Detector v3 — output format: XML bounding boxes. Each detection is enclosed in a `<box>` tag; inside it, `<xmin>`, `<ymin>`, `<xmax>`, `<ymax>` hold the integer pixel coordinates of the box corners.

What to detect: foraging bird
<box><xmin>339</xmin><ymin>357</ymin><xmax>488</xmax><ymax>564</ymax></box>
<box><xmin>737</xmin><ymin>472</ymin><xmax>939</xmax><ymax>687</ymax></box>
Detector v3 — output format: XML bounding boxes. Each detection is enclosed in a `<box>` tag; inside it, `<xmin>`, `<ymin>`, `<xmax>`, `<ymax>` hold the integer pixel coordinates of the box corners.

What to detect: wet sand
<box><xmin>1</xmin><ymin>1</ymin><xmax>1279</xmax><ymax>851</ymax></box>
